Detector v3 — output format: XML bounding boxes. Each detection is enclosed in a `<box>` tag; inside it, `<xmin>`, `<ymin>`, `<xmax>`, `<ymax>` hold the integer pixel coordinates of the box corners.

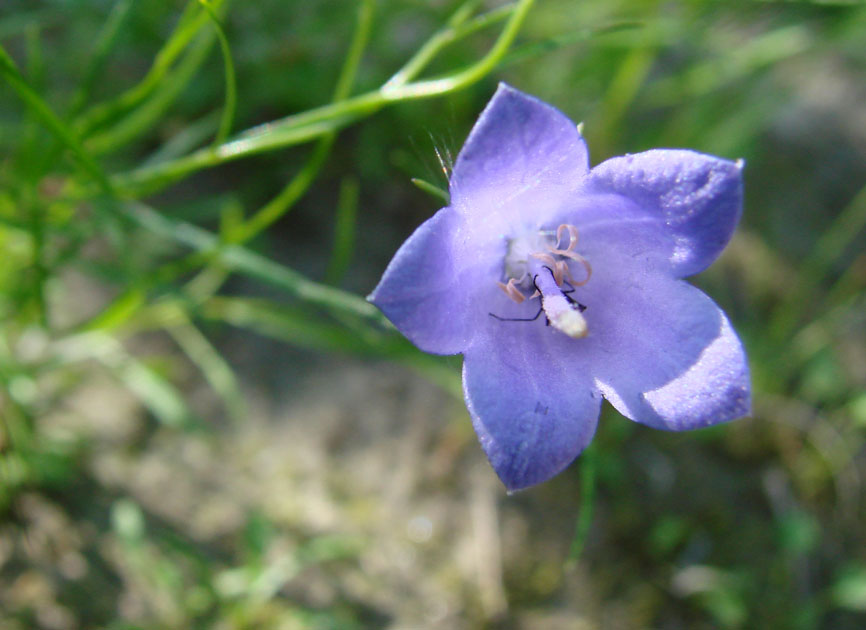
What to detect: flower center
<box><xmin>496</xmin><ymin>224</ymin><xmax>592</xmax><ymax>339</ymax></box>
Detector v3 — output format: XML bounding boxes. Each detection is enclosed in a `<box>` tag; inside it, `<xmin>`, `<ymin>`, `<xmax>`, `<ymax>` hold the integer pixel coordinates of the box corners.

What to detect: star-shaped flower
<box><xmin>369</xmin><ymin>84</ymin><xmax>750</xmax><ymax>491</ymax></box>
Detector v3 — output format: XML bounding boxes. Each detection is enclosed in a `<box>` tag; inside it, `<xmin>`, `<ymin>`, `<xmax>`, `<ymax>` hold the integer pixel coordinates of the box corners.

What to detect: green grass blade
<box><xmin>566</xmin><ymin>444</ymin><xmax>597</xmax><ymax>568</ymax></box>
<box><xmin>75</xmin><ymin>0</ymin><xmax>226</xmax><ymax>137</ymax></box>
<box><xmin>228</xmin><ymin>137</ymin><xmax>335</xmax><ymax>245</ymax></box>
<box><xmin>68</xmin><ymin>0</ymin><xmax>136</xmax><ymax>117</ymax></box>
<box><xmin>199</xmin><ymin>0</ymin><xmax>237</xmax><ymax>147</ymax></box>
<box><xmin>201</xmin><ymin>296</ymin><xmax>462</xmax><ymax>398</ymax></box>
<box><xmin>224</xmin><ymin>0</ymin><xmax>374</xmax><ymax>244</ymax></box>
<box><xmin>165</xmin><ymin>307</ymin><xmax>244</xmax><ymax>422</ymax></box>
<box><xmin>140</xmin><ymin>111</ymin><xmax>220</xmax><ymax>168</ymax></box>
<box><xmin>501</xmin><ymin>20</ymin><xmax>641</xmax><ymax>63</ymax></box>
<box><xmin>201</xmin><ymin>296</ymin><xmax>379</xmax><ymax>356</ymax></box>
<box><xmin>325</xmin><ymin>178</ymin><xmax>359</xmax><ymax>285</ymax></box>
<box><xmin>379</xmin><ymin>0</ymin><xmax>536</xmax><ymax>100</ymax></box>
<box><xmin>0</xmin><ymin>44</ymin><xmax>112</xmax><ymax>193</ymax></box>
<box><xmin>85</xmin><ymin>26</ymin><xmax>216</xmax><ymax>156</ymax></box>
<box><xmin>771</xmin><ymin>183</ymin><xmax>866</xmax><ymax>340</ymax></box>
<box><xmin>110</xmin><ymin>0</ymin><xmax>535</xmax><ymax>197</ymax></box>
<box><xmin>331</xmin><ymin>0</ymin><xmax>375</xmax><ymax>102</ymax></box>
<box><xmin>121</xmin><ymin>202</ymin><xmax>381</xmax><ymax>324</ymax></box>
<box><xmin>112</xmin><ymin>118</ymin><xmax>349</xmax><ymax>197</ymax></box>
<box><xmin>410</xmin><ymin>177</ymin><xmax>450</xmax><ymax>204</ymax></box>
<box><xmin>383</xmin><ymin>0</ymin><xmax>505</xmax><ymax>89</ymax></box>
<box><xmin>53</xmin><ymin>332</ymin><xmax>196</xmax><ymax>429</ymax></box>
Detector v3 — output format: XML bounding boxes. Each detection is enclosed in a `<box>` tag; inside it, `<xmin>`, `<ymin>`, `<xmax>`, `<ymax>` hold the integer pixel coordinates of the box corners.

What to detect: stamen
<box><xmin>497</xmin><ymin>278</ymin><xmax>526</xmax><ymax>303</ymax></box>
<box><xmin>495</xmin><ymin>223</ymin><xmax>591</xmax><ymax>336</ymax></box>
<box><xmin>555</xmin><ymin>224</ymin><xmax>580</xmax><ymax>252</ymax></box>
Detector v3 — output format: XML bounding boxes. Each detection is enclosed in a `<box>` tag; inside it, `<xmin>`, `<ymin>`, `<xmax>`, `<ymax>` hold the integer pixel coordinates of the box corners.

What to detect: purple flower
<box><xmin>369</xmin><ymin>84</ymin><xmax>750</xmax><ymax>491</ymax></box>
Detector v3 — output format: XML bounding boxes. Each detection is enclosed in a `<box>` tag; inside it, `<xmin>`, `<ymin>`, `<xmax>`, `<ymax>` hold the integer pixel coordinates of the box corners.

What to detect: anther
<box><xmin>497</xmin><ymin>278</ymin><xmax>526</xmax><ymax>304</ymax></box>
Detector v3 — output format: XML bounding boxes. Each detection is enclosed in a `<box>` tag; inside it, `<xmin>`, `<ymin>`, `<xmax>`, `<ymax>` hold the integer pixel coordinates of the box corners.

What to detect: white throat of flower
<box><xmin>497</xmin><ymin>224</ymin><xmax>592</xmax><ymax>339</ymax></box>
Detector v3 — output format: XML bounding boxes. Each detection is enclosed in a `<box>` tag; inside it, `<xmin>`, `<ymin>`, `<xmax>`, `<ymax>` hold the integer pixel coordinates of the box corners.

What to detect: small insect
<box><xmin>489</xmin><ymin>273</ymin><xmax>587</xmax><ymax>330</ymax></box>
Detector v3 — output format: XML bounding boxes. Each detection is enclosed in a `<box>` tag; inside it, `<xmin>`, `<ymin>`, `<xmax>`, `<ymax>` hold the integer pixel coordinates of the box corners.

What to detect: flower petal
<box><xmin>462</xmin><ymin>325</ymin><xmax>601</xmax><ymax>491</ymax></box>
<box><xmin>567</xmin><ymin>242</ymin><xmax>750</xmax><ymax>430</ymax></box>
<box><xmin>368</xmin><ymin>206</ymin><xmax>498</xmax><ymax>354</ymax></box>
<box><xmin>586</xmin><ymin>149</ymin><xmax>743</xmax><ymax>277</ymax></box>
<box><xmin>451</xmin><ymin>83</ymin><xmax>590</xmax><ymax>233</ymax></box>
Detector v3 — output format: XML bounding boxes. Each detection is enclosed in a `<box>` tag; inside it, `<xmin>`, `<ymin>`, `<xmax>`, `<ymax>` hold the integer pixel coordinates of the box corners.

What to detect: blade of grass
<box><xmin>226</xmin><ymin>132</ymin><xmax>336</xmax><ymax>244</ymax></box>
<box><xmin>85</xmin><ymin>25</ymin><xmax>217</xmax><ymax>156</ymax></box>
<box><xmin>24</xmin><ymin>191</ymin><xmax>49</xmax><ymax>327</ymax></box>
<box><xmin>16</xmin><ymin>25</ymin><xmax>46</xmax><ymax>180</ymax></box>
<box><xmin>497</xmin><ymin>21</ymin><xmax>642</xmax><ymax>68</ymax></box>
<box><xmin>89</xmin><ymin>199</ymin><xmax>379</xmax><ymax>339</ymax></box>
<box><xmin>113</xmin><ymin>117</ymin><xmax>348</xmax><ymax>197</ymax></box>
<box><xmin>771</xmin><ymin>183</ymin><xmax>866</xmax><ymax>340</ymax></box>
<box><xmin>25</xmin><ymin>1</ymin><xmax>136</xmax><ymax>184</ymax></box>
<box><xmin>199</xmin><ymin>0</ymin><xmax>236</xmax><ymax>147</ymax></box>
<box><xmin>378</xmin><ymin>0</ymin><xmax>535</xmax><ymax>99</ymax></box>
<box><xmin>110</xmin><ymin>0</ymin><xmax>536</xmax><ymax>197</ymax></box>
<box><xmin>75</xmin><ymin>0</ymin><xmax>226</xmax><ymax>137</ymax></box>
<box><xmin>24</xmin><ymin>23</ymin><xmax>44</xmax><ymax>90</ymax></box>
<box><xmin>331</xmin><ymin>0</ymin><xmax>375</xmax><ymax>107</ymax></box>
<box><xmin>67</xmin><ymin>0</ymin><xmax>136</xmax><ymax>117</ymax></box>
<box><xmin>383</xmin><ymin>0</ymin><xmax>502</xmax><ymax>89</ymax></box>
<box><xmin>325</xmin><ymin>178</ymin><xmax>359</xmax><ymax>285</ymax></box>
<box><xmin>224</xmin><ymin>0</ymin><xmax>374</xmax><ymax>244</ymax></box>
<box><xmin>0</xmin><ymin>44</ymin><xmax>112</xmax><ymax>194</ymax></box>
<box><xmin>123</xmin><ymin>201</ymin><xmax>380</xmax><ymax>322</ymax></box>
<box><xmin>0</xmin><ymin>8</ymin><xmax>66</xmax><ymax>40</ymax></box>
<box><xmin>52</xmin><ymin>331</ymin><xmax>197</xmax><ymax>429</ymax></box>
<box><xmin>140</xmin><ymin>110</ymin><xmax>220</xmax><ymax>168</ymax></box>
<box><xmin>644</xmin><ymin>24</ymin><xmax>812</xmax><ymax>107</ymax></box>
<box><xmin>92</xmin><ymin>0</ymin><xmax>378</xmax><ymax>331</ymax></box>
<box><xmin>200</xmin><ymin>296</ymin><xmax>462</xmax><ymax>398</ymax></box>
<box><xmin>410</xmin><ymin>177</ymin><xmax>450</xmax><ymax>204</ymax></box>
<box><xmin>566</xmin><ymin>444</ymin><xmax>597</xmax><ymax>569</ymax></box>
<box><xmin>201</xmin><ymin>296</ymin><xmax>381</xmax><ymax>356</ymax></box>
<box><xmin>164</xmin><ymin>306</ymin><xmax>244</xmax><ymax>422</ymax></box>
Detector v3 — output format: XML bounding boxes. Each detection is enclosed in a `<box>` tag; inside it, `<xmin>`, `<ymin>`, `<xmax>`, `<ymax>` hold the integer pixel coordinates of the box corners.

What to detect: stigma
<box><xmin>496</xmin><ymin>224</ymin><xmax>591</xmax><ymax>339</ymax></box>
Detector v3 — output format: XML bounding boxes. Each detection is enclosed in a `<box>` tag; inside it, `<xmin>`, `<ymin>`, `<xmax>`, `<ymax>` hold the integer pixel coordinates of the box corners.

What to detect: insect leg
<box><xmin>489</xmin><ymin>306</ymin><xmax>544</xmax><ymax>322</ymax></box>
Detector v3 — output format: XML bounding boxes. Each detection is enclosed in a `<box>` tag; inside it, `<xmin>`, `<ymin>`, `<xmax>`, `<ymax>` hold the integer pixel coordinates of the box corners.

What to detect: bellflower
<box><xmin>369</xmin><ymin>84</ymin><xmax>750</xmax><ymax>491</ymax></box>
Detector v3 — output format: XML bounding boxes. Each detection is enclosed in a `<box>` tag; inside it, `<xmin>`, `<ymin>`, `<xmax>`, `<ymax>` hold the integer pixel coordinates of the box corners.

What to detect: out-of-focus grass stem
<box><xmin>0</xmin><ymin>44</ymin><xmax>113</xmax><ymax>194</ymax></box>
<box><xmin>199</xmin><ymin>0</ymin><xmax>236</xmax><ymax>147</ymax></box>
<box><xmin>566</xmin><ymin>444</ymin><xmax>597</xmax><ymax>568</ymax></box>
<box><xmin>122</xmin><ymin>202</ymin><xmax>382</xmax><ymax>325</ymax></box>
<box><xmin>771</xmin><ymin>183</ymin><xmax>866</xmax><ymax>341</ymax></box>
<box><xmin>202</xmin><ymin>0</ymin><xmax>371</xmax><ymax>244</ymax></box>
<box><xmin>25</xmin><ymin>192</ymin><xmax>48</xmax><ymax>328</ymax></box>
<box><xmin>0</xmin><ymin>336</ymin><xmax>36</xmax><ymax>451</ymax></box>
<box><xmin>410</xmin><ymin>178</ymin><xmax>450</xmax><ymax>203</ymax></box>
<box><xmin>74</xmin><ymin>0</ymin><xmax>225</xmax><ymax>137</ymax></box>
<box><xmin>112</xmin><ymin>0</ymin><xmax>535</xmax><ymax>196</ymax></box>
<box><xmin>77</xmin><ymin>0</ymin><xmax>376</xmax><ymax>334</ymax></box>
<box><xmin>165</xmin><ymin>307</ymin><xmax>245</xmax><ymax>422</ymax></box>
<box><xmin>85</xmin><ymin>27</ymin><xmax>216</xmax><ymax>156</ymax></box>
<box><xmin>325</xmin><ymin>178</ymin><xmax>359</xmax><ymax>285</ymax></box>
<box><xmin>383</xmin><ymin>1</ymin><xmax>509</xmax><ymax>89</ymax></box>
<box><xmin>67</xmin><ymin>0</ymin><xmax>135</xmax><ymax>118</ymax></box>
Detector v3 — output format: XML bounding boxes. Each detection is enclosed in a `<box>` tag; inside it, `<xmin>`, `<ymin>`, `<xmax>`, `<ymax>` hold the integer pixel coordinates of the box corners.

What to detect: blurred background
<box><xmin>1</xmin><ymin>0</ymin><xmax>865</xmax><ymax>628</ymax></box>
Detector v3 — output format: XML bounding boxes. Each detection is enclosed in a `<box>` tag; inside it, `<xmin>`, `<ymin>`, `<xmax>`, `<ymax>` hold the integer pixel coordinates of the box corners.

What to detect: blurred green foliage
<box><xmin>1</xmin><ymin>0</ymin><xmax>865</xmax><ymax>628</ymax></box>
